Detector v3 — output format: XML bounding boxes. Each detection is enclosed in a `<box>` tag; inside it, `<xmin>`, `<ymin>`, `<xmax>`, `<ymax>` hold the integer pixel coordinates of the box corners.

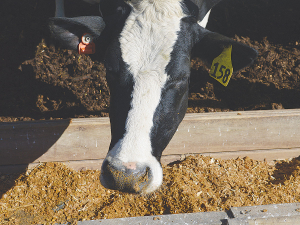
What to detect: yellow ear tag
<box><xmin>209</xmin><ymin>45</ymin><xmax>233</xmax><ymax>87</ymax></box>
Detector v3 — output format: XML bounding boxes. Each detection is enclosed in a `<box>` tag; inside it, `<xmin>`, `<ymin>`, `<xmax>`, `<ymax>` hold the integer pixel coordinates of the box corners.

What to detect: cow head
<box><xmin>49</xmin><ymin>0</ymin><xmax>258</xmax><ymax>194</ymax></box>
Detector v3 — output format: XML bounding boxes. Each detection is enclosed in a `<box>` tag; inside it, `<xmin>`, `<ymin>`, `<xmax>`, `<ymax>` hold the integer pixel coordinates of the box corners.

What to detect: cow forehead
<box><xmin>108</xmin><ymin>0</ymin><xmax>186</xmax><ymax>162</ymax></box>
<box><xmin>127</xmin><ymin>0</ymin><xmax>183</xmax><ymax>13</ymax></box>
<box><xmin>120</xmin><ymin>1</ymin><xmax>185</xmax><ymax>79</ymax></box>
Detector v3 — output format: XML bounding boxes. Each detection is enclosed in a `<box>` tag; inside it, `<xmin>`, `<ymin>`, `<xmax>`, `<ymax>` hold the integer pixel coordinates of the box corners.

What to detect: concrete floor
<box><xmin>58</xmin><ymin>202</ymin><xmax>300</xmax><ymax>225</ymax></box>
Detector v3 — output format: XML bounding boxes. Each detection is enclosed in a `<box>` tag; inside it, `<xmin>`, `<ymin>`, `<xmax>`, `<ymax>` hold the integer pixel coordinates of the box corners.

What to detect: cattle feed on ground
<box><xmin>49</xmin><ymin>0</ymin><xmax>258</xmax><ymax>194</ymax></box>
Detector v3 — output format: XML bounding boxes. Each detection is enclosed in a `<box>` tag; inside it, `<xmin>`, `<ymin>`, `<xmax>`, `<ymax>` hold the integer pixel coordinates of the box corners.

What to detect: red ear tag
<box><xmin>78</xmin><ymin>33</ymin><xmax>95</xmax><ymax>54</ymax></box>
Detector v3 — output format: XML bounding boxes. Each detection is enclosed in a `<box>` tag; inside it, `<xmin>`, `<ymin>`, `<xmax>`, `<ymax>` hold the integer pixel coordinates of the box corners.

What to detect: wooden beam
<box><xmin>165</xmin><ymin>109</ymin><xmax>300</xmax><ymax>155</ymax></box>
<box><xmin>1</xmin><ymin>109</ymin><xmax>300</xmax><ymax>173</ymax></box>
<box><xmin>1</xmin><ymin>148</ymin><xmax>299</xmax><ymax>174</ymax></box>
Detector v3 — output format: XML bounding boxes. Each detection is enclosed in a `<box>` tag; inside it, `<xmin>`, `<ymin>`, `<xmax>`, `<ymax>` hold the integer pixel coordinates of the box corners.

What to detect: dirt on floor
<box><xmin>0</xmin><ymin>155</ymin><xmax>300</xmax><ymax>225</ymax></box>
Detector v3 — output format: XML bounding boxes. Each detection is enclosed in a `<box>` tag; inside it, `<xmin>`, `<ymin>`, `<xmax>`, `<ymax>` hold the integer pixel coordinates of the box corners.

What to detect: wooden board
<box><xmin>1</xmin><ymin>148</ymin><xmax>300</xmax><ymax>174</ymax></box>
<box><xmin>1</xmin><ymin>109</ymin><xmax>300</xmax><ymax>173</ymax></box>
<box><xmin>167</xmin><ymin>109</ymin><xmax>300</xmax><ymax>154</ymax></box>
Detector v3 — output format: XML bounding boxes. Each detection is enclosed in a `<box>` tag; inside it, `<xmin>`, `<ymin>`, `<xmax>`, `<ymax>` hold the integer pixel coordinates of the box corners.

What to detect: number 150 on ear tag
<box><xmin>209</xmin><ymin>45</ymin><xmax>233</xmax><ymax>87</ymax></box>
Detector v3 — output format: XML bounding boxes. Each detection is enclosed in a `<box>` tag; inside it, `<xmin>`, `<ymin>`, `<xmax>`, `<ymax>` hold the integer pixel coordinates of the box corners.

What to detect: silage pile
<box><xmin>1</xmin><ymin>155</ymin><xmax>300</xmax><ymax>224</ymax></box>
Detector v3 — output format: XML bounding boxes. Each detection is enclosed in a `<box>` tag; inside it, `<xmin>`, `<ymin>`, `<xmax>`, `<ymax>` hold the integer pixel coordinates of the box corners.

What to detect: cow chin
<box><xmin>100</xmin><ymin>148</ymin><xmax>163</xmax><ymax>194</ymax></box>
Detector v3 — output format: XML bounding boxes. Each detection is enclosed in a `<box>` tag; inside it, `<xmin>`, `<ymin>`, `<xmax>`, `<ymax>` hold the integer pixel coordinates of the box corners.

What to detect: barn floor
<box><xmin>1</xmin><ymin>155</ymin><xmax>300</xmax><ymax>224</ymax></box>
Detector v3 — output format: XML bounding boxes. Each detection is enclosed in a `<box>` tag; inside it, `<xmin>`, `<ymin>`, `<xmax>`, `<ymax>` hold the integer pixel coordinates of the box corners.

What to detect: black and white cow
<box><xmin>49</xmin><ymin>0</ymin><xmax>258</xmax><ymax>194</ymax></box>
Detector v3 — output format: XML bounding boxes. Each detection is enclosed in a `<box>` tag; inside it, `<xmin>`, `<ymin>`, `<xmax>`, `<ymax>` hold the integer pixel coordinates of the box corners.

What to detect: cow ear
<box><xmin>49</xmin><ymin>16</ymin><xmax>105</xmax><ymax>50</ymax></box>
<box><xmin>192</xmin><ymin>29</ymin><xmax>258</xmax><ymax>73</ymax></box>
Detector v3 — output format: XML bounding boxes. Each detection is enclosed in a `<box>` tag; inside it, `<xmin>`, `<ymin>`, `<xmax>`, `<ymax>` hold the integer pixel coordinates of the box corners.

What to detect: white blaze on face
<box><xmin>107</xmin><ymin>0</ymin><xmax>185</xmax><ymax>193</ymax></box>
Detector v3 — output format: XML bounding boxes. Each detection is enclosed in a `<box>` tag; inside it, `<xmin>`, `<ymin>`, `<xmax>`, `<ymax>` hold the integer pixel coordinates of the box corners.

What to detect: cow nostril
<box><xmin>133</xmin><ymin>167</ymin><xmax>150</xmax><ymax>193</ymax></box>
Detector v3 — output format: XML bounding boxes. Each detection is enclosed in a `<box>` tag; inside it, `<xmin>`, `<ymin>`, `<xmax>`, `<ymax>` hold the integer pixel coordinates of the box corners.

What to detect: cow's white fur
<box><xmin>106</xmin><ymin>0</ymin><xmax>185</xmax><ymax>193</ymax></box>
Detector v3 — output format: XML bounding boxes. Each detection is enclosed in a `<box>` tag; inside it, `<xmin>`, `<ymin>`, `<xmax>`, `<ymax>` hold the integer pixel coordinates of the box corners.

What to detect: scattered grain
<box><xmin>1</xmin><ymin>155</ymin><xmax>300</xmax><ymax>225</ymax></box>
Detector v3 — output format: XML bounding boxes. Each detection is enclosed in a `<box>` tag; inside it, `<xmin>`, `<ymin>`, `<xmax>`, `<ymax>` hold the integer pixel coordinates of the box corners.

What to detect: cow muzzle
<box><xmin>100</xmin><ymin>156</ymin><xmax>162</xmax><ymax>194</ymax></box>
